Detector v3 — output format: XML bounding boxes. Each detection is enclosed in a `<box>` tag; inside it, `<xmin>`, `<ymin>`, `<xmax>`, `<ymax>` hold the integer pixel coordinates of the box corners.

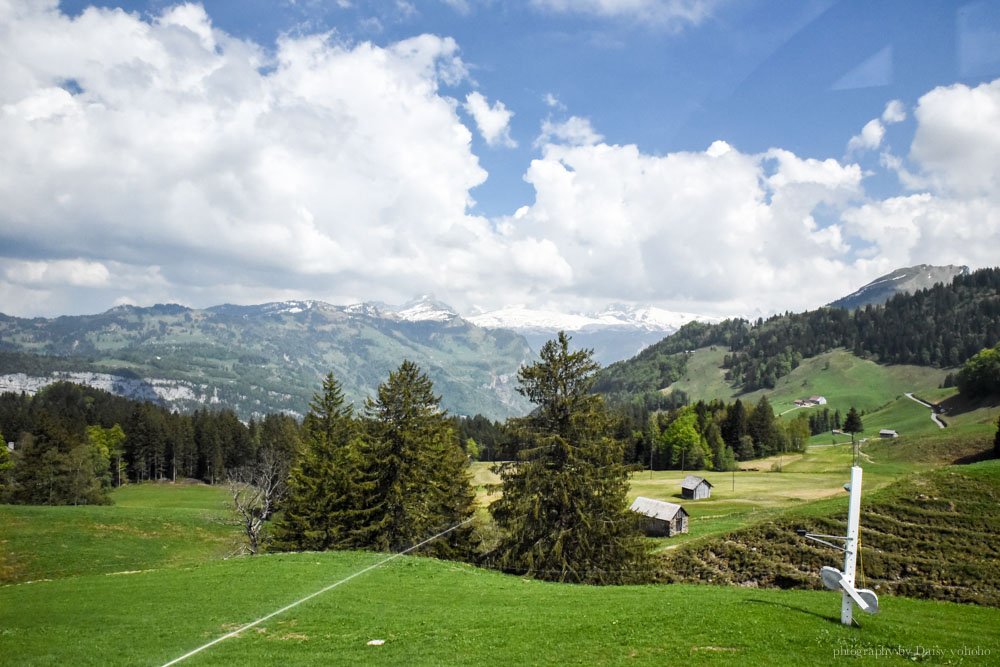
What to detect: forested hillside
<box><xmin>596</xmin><ymin>267</ymin><xmax>1000</xmax><ymax>401</ymax></box>
<box><xmin>0</xmin><ymin>300</ymin><xmax>533</xmax><ymax>420</ymax></box>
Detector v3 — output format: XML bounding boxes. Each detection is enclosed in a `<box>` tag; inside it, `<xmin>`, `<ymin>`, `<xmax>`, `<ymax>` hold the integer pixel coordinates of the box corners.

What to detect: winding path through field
<box><xmin>904</xmin><ymin>393</ymin><xmax>946</xmax><ymax>429</ymax></box>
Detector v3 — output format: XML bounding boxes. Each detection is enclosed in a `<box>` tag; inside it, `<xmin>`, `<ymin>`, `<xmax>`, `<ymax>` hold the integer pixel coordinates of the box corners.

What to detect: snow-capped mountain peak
<box><xmin>394</xmin><ymin>295</ymin><xmax>459</xmax><ymax>322</ymax></box>
<box><xmin>469</xmin><ymin>303</ymin><xmax>717</xmax><ymax>333</ymax></box>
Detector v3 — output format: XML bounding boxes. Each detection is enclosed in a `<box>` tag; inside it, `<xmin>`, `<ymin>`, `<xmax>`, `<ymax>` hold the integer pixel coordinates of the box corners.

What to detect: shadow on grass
<box><xmin>743</xmin><ymin>598</ymin><xmax>841</xmax><ymax>625</ymax></box>
<box><xmin>937</xmin><ymin>392</ymin><xmax>998</xmax><ymax>418</ymax></box>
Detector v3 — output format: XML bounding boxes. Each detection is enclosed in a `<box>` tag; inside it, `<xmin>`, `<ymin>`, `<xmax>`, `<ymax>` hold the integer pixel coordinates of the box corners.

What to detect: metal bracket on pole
<box><xmin>796</xmin><ymin>466</ymin><xmax>878</xmax><ymax>625</ymax></box>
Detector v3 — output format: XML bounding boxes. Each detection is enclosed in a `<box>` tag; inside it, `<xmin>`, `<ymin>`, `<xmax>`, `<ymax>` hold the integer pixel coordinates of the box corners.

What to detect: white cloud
<box><xmin>909</xmin><ymin>79</ymin><xmax>1000</xmax><ymax>197</ymax></box>
<box><xmin>530</xmin><ymin>0</ymin><xmax>717</xmax><ymax>26</ymax></box>
<box><xmin>503</xmin><ymin>138</ymin><xmax>869</xmax><ymax>317</ymax></box>
<box><xmin>0</xmin><ymin>2</ymin><xmax>997</xmax><ymax>322</ymax></box>
<box><xmin>543</xmin><ymin>92</ymin><xmax>566</xmax><ymax>109</ymax></box>
<box><xmin>846</xmin><ymin>118</ymin><xmax>885</xmax><ymax>153</ymax></box>
<box><xmin>463</xmin><ymin>91</ymin><xmax>517</xmax><ymax>148</ymax></box>
<box><xmin>0</xmin><ymin>0</ymin><xmax>543</xmax><ymax>316</ymax></box>
<box><xmin>846</xmin><ymin>100</ymin><xmax>907</xmax><ymax>155</ymax></box>
<box><xmin>882</xmin><ymin>99</ymin><xmax>906</xmax><ymax>124</ymax></box>
<box><xmin>3</xmin><ymin>258</ymin><xmax>111</xmax><ymax>288</ymax></box>
<box><xmin>537</xmin><ymin>116</ymin><xmax>604</xmax><ymax>147</ymax></box>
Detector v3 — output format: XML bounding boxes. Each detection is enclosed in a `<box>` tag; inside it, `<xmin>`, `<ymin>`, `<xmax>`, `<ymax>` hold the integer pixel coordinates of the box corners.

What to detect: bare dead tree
<box><xmin>227</xmin><ymin>449</ymin><xmax>288</xmax><ymax>555</ymax></box>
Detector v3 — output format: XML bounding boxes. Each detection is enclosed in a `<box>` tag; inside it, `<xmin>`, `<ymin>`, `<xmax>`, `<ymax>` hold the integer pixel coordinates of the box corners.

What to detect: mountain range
<box><xmin>468</xmin><ymin>303</ymin><xmax>717</xmax><ymax>366</ymax></box>
<box><xmin>0</xmin><ymin>298</ymin><xmax>533</xmax><ymax>421</ymax></box>
<box><xmin>0</xmin><ymin>264</ymin><xmax>983</xmax><ymax>421</ymax></box>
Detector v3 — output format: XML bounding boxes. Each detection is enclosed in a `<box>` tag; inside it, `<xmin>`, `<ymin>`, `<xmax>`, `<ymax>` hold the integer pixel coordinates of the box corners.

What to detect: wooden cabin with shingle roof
<box><xmin>680</xmin><ymin>474</ymin><xmax>713</xmax><ymax>500</ymax></box>
<box><xmin>629</xmin><ymin>496</ymin><xmax>689</xmax><ymax>537</ymax></box>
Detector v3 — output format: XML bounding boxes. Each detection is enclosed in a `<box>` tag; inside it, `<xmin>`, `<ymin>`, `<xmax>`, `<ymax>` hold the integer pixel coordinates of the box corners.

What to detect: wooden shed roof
<box><xmin>629</xmin><ymin>496</ymin><xmax>687</xmax><ymax>521</ymax></box>
<box><xmin>680</xmin><ymin>475</ymin><xmax>712</xmax><ymax>490</ymax></box>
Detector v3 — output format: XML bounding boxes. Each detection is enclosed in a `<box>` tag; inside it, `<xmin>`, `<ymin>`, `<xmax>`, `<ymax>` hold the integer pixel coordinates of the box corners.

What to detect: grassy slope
<box><xmin>2</xmin><ymin>549</ymin><xmax>999</xmax><ymax>666</ymax></box>
<box><xmin>0</xmin><ymin>482</ymin><xmax>237</xmax><ymax>584</ymax></box>
<box><xmin>664</xmin><ymin>347</ymin><xmax>949</xmax><ymax>415</ymax></box>
<box><xmin>659</xmin><ymin>458</ymin><xmax>1000</xmax><ymax>608</ymax></box>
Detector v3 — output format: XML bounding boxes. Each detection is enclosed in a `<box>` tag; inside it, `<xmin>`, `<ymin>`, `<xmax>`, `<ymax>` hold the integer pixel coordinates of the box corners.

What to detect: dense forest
<box><xmin>0</xmin><ymin>382</ymin><xmax>299</xmax><ymax>504</ymax></box>
<box><xmin>595</xmin><ymin>266</ymin><xmax>1000</xmax><ymax>399</ymax></box>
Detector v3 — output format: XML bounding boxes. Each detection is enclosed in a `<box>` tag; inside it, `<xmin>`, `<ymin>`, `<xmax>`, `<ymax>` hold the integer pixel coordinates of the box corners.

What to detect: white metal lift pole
<box><xmin>841</xmin><ymin>465</ymin><xmax>863</xmax><ymax>626</ymax></box>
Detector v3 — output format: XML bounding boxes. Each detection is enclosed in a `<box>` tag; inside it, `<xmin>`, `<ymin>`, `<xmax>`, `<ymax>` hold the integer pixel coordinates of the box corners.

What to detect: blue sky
<box><xmin>1</xmin><ymin>0</ymin><xmax>999</xmax><ymax>319</ymax></box>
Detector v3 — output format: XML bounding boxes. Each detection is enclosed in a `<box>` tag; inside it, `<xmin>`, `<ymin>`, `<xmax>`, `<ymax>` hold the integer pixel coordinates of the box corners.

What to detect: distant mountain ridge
<box><xmin>828</xmin><ymin>264</ymin><xmax>970</xmax><ymax>311</ymax></box>
<box><xmin>0</xmin><ymin>296</ymin><xmax>532</xmax><ymax>420</ymax></box>
<box><xmin>468</xmin><ymin>303</ymin><xmax>719</xmax><ymax>366</ymax></box>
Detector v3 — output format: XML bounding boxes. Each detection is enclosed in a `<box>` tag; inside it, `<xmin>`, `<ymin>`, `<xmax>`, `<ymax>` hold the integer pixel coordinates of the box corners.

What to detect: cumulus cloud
<box><xmin>847</xmin><ymin>118</ymin><xmax>885</xmax><ymax>153</ymax></box>
<box><xmin>0</xmin><ymin>1</ymin><xmax>997</xmax><ymax>322</ymax></box>
<box><xmin>0</xmin><ymin>0</ymin><xmax>545</xmax><ymax>315</ymax></box>
<box><xmin>502</xmin><ymin>138</ymin><xmax>868</xmax><ymax>316</ymax></box>
<box><xmin>847</xmin><ymin>100</ymin><xmax>907</xmax><ymax>154</ymax></box>
<box><xmin>882</xmin><ymin>99</ymin><xmax>906</xmax><ymax>124</ymax></box>
<box><xmin>908</xmin><ymin>79</ymin><xmax>1000</xmax><ymax>197</ymax></box>
<box><xmin>537</xmin><ymin>116</ymin><xmax>604</xmax><ymax>147</ymax></box>
<box><xmin>463</xmin><ymin>91</ymin><xmax>517</xmax><ymax>148</ymax></box>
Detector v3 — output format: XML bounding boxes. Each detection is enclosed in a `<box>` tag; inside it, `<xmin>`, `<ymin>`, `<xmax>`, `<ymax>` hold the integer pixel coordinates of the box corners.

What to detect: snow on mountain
<box><xmin>467</xmin><ymin>306</ymin><xmax>603</xmax><ymax>332</ymax></box>
<box><xmin>468</xmin><ymin>303</ymin><xmax>720</xmax><ymax>365</ymax></box>
<box><xmin>468</xmin><ymin>303</ymin><xmax>717</xmax><ymax>333</ymax></box>
<box><xmin>394</xmin><ymin>295</ymin><xmax>459</xmax><ymax>322</ymax></box>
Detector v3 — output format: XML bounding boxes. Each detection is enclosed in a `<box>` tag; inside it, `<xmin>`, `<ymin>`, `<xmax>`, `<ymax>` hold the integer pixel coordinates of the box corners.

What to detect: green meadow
<box><xmin>3</xmin><ymin>548</ymin><xmax>999</xmax><ymax>666</ymax></box>
<box><xmin>0</xmin><ymin>483</ymin><xmax>236</xmax><ymax>584</ymax></box>
<box><xmin>2</xmin><ymin>370</ymin><xmax>998</xmax><ymax>664</ymax></box>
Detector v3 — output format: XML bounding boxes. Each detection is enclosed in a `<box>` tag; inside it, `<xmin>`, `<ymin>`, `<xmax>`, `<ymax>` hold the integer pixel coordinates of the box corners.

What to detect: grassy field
<box><xmin>3</xmin><ymin>414</ymin><xmax>998</xmax><ymax>664</ymax></box>
<box><xmin>2</xmin><ymin>548</ymin><xmax>999</xmax><ymax>665</ymax></box>
<box><xmin>0</xmin><ymin>482</ymin><xmax>237</xmax><ymax>584</ymax></box>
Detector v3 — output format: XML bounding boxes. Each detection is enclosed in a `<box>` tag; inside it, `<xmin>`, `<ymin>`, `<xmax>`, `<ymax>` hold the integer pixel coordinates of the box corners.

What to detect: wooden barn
<box><xmin>680</xmin><ymin>475</ymin><xmax>713</xmax><ymax>500</ymax></box>
<box><xmin>629</xmin><ymin>496</ymin><xmax>689</xmax><ymax>537</ymax></box>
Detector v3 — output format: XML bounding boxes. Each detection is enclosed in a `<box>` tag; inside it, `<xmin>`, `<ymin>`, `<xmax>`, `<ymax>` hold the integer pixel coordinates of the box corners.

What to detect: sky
<box><xmin>1</xmin><ymin>0</ymin><xmax>999</xmax><ymax>320</ymax></box>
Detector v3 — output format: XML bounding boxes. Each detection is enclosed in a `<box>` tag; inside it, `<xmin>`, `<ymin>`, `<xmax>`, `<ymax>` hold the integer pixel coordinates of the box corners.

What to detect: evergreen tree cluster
<box><xmin>271</xmin><ymin>364</ymin><xmax>475</xmax><ymax>559</ymax></box>
<box><xmin>622</xmin><ymin>395</ymin><xmax>811</xmax><ymax>471</ymax></box>
<box><xmin>0</xmin><ymin>382</ymin><xmax>299</xmax><ymax>504</ymax></box>
<box><xmin>807</xmin><ymin>407</ymin><xmax>842</xmax><ymax>436</ymax></box>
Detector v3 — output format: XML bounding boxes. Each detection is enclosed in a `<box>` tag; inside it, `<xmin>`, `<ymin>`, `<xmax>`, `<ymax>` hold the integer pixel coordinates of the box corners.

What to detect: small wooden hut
<box><xmin>680</xmin><ymin>475</ymin><xmax>713</xmax><ymax>500</ymax></box>
<box><xmin>629</xmin><ymin>496</ymin><xmax>689</xmax><ymax>537</ymax></box>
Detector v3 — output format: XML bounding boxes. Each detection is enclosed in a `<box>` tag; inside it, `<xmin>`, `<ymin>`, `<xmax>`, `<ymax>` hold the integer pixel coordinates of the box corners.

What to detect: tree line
<box><xmin>0</xmin><ymin>382</ymin><xmax>299</xmax><ymax>504</ymax></box>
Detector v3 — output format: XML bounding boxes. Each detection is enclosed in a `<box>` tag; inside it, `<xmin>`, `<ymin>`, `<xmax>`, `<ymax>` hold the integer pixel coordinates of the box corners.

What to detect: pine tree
<box><xmin>721</xmin><ymin>399</ymin><xmax>748</xmax><ymax>452</ymax></box>
<box><xmin>489</xmin><ymin>332</ymin><xmax>650</xmax><ymax>584</ymax></box>
<box><xmin>843</xmin><ymin>406</ymin><xmax>864</xmax><ymax>465</ymax></box>
<box><xmin>747</xmin><ymin>395</ymin><xmax>777</xmax><ymax>457</ymax></box>
<box><xmin>356</xmin><ymin>361</ymin><xmax>475</xmax><ymax>558</ymax></box>
<box><xmin>271</xmin><ymin>373</ymin><xmax>363</xmax><ymax>552</ymax></box>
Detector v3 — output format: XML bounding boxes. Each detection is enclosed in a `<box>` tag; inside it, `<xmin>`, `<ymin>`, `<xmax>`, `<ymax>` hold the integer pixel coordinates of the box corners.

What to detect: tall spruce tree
<box><xmin>356</xmin><ymin>360</ymin><xmax>475</xmax><ymax>558</ymax></box>
<box><xmin>747</xmin><ymin>395</ymin><xmax>777</xmax><ymax>457</ymax></box>
<box><xmin>271</xmin><ymin>373</ymin><xmax>363</xmax><ymax>551</ymax></box>
<box><xmin>489</xmin><ymin>332</ymin><xmax>650</xmax><ymax>584</ymax></box>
